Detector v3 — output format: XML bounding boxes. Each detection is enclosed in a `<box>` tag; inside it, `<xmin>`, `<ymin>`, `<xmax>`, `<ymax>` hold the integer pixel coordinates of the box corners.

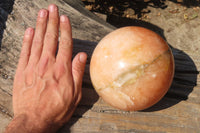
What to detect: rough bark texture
<box><xmin>0</xmin><ymin>0</ymin><xmax>200</xmax><ymax>133</ymax></box>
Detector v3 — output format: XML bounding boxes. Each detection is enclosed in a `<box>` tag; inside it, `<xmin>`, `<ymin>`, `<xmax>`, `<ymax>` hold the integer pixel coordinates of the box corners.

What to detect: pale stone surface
<box><xmin>90</xmin><ymin>27</ymin><xmax>174</xmax><ymax>111</ymax></box>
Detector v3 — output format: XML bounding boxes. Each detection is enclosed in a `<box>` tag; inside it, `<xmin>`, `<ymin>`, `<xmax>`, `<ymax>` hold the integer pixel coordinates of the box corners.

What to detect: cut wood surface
<box><xmin>0</xmin><ymin>0</ymin><xmax>200</xmax><ymax>132</ymax></box>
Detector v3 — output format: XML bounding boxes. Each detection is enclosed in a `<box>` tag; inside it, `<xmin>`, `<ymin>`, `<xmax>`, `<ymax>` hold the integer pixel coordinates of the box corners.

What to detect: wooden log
<box><xmin>0</xmin><ymin>0</ymin><xmax>199</xmax><ymax>132</ymax></box>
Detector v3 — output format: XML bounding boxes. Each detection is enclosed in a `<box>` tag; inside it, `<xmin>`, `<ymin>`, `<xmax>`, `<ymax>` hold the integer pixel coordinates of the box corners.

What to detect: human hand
<box><xmin>6</xmin><ymin>4</ymin><xmax>87</xmax><ymax>133</ymax></box>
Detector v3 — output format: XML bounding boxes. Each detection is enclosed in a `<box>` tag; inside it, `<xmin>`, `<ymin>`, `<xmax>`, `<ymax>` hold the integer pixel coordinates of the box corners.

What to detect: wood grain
<box><xmin>0</xmin><ymin>0</ymin><xmax>199</xmax><ymax>132</ymax></box>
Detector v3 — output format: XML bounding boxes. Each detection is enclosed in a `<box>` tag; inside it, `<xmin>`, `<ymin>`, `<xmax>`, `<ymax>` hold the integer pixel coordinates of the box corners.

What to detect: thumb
<box><xmin>72</xmin><ymin>52</ymin><xmax>87</xmax><ymax>104</ymax></box>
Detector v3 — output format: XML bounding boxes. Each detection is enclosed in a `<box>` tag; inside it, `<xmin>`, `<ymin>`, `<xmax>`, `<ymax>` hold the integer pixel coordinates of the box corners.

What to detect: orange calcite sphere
<box><xmin>90</xmin><ymin>26</ymin><xmax>174</xmax><ymax>111</ymax></box>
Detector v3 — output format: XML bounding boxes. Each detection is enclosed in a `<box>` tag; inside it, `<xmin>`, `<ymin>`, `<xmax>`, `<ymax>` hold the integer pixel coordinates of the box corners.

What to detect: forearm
<box><xmin>4</xmin><ymin>115</ymin><xmax>58</xmax><ymax>133</ymax></box>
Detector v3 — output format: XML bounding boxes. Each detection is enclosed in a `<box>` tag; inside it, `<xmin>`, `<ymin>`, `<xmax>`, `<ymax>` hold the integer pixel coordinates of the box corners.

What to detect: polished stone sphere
<box><xmin>90</xmin><ymin>26</ymin><xmax>174</xmax><ymax>111</ymax></box>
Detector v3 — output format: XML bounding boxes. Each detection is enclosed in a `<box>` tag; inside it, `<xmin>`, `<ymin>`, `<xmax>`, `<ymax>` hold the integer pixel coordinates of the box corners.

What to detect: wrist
<box><xmin>5</xmin><ymin>114</ymin><xmax>60</xmax><ymax>133</ymax></box>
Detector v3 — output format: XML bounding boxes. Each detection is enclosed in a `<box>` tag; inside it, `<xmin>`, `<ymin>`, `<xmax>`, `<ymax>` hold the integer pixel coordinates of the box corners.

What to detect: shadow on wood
<box><xmin>98</xmin><ymin>15</ymin><xmax>199</xmax><ymax>111</ymax></box>
<box><xmin>58</xmin><ymin>39</ymin><xmax>99</xmax><ymax>132</ymax></box>
<box><xmin>107</xmin><ymin>15</ymin><xmax>199</xmax><ymax>111</ymax></box>
<box><xmin>144</xmin><ymin>47</ymin><xmax>199</xmax><ymax>111</ymax></box>
<box><xmin>170</xmin><ymin>0</ymin><xmax>200</xmax><ymax>7</ymax></box>
<box><xmin>83</xmin><ymin>0</ymin><xmax>167</xmax><ymax>18</ymax></box>
<box><xmin>59</xmin><ymin>17</ymin><xmax>198</xmax><ymax>120</ymax></box>
<box><xmin>0</xmin><ymin>0</ymin><xmax>15</xmax><ymax>49</ymax></box>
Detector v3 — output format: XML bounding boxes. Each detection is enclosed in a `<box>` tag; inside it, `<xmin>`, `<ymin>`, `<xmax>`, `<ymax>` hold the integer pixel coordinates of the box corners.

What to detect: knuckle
<box><xmin>36</xmin><ymin>17</ymin><xmax>45</xmax><ymax>25</ymax></box>
<box><xmin>23</xmin><ymin>35</ymin><xmax>32</xmax><ymax>44</ymax></box>
<box><xmin>33</xmin><ymin>37</ymin><xmax>43</xmax><ymax>45</ymax></box>
<box><xmin>73</xmin><ymin>64</ymin><xmax>84</xmax><ymax>74</ymax></box>
<box><xmin>23</xmin><ymin>39</ymin><xmax>29</xmax><ymax>44</ymax></box>
<box><xmin>45</xmin><ymin>32</ymin><xmax>58</xmax><ymax>41</ymax></box>
<box><xmin>50</xmin><ymin>19</ymin><xmax>59</xmax><ymax>25</ymax></box>
<box><xmin>49</xmin><ymin>15</ymin><xmax>59</xmax><ymax>24</ymax></box>
<box><xmin>59</xmin><ymin>38</ymin><xmax>72</xmax><ymax>49</ymax></box>
<box><xmin>20</xmin><ymin>51</ymin><xmax>30</xmax><ymax>57</ymax></box>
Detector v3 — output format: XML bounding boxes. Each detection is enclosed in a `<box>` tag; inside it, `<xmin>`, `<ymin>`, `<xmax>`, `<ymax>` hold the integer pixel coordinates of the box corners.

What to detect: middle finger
<box><xmin>28</xmin><ymin>9</ymin><xmax>48</xmax><ymax>65</ymax></box>
<box><xmin>42</xmin><ymin>4</ymin><xmax>59</xmax><ymax>58</ymax></box>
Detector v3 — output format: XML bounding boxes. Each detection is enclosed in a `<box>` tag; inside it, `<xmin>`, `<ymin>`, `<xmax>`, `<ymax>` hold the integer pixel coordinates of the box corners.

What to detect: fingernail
<box><xmin>60</xmin><ymin>15</ymin><xmax>66</xmax><ymax>22</ymax></box>
<box><xmin>39</xmin><ymin>10</ymin><xmax>47</xmax><ymax>17</ymax></box>
<box><xmin>49</xmin><ymin>4</ymin><xmax>57</xmax><ymax>12</ymax></box>
<box><xmin>79</xmin><ymin>53</ymin><xmax>87</xmax><ymax>63</ymax></box>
